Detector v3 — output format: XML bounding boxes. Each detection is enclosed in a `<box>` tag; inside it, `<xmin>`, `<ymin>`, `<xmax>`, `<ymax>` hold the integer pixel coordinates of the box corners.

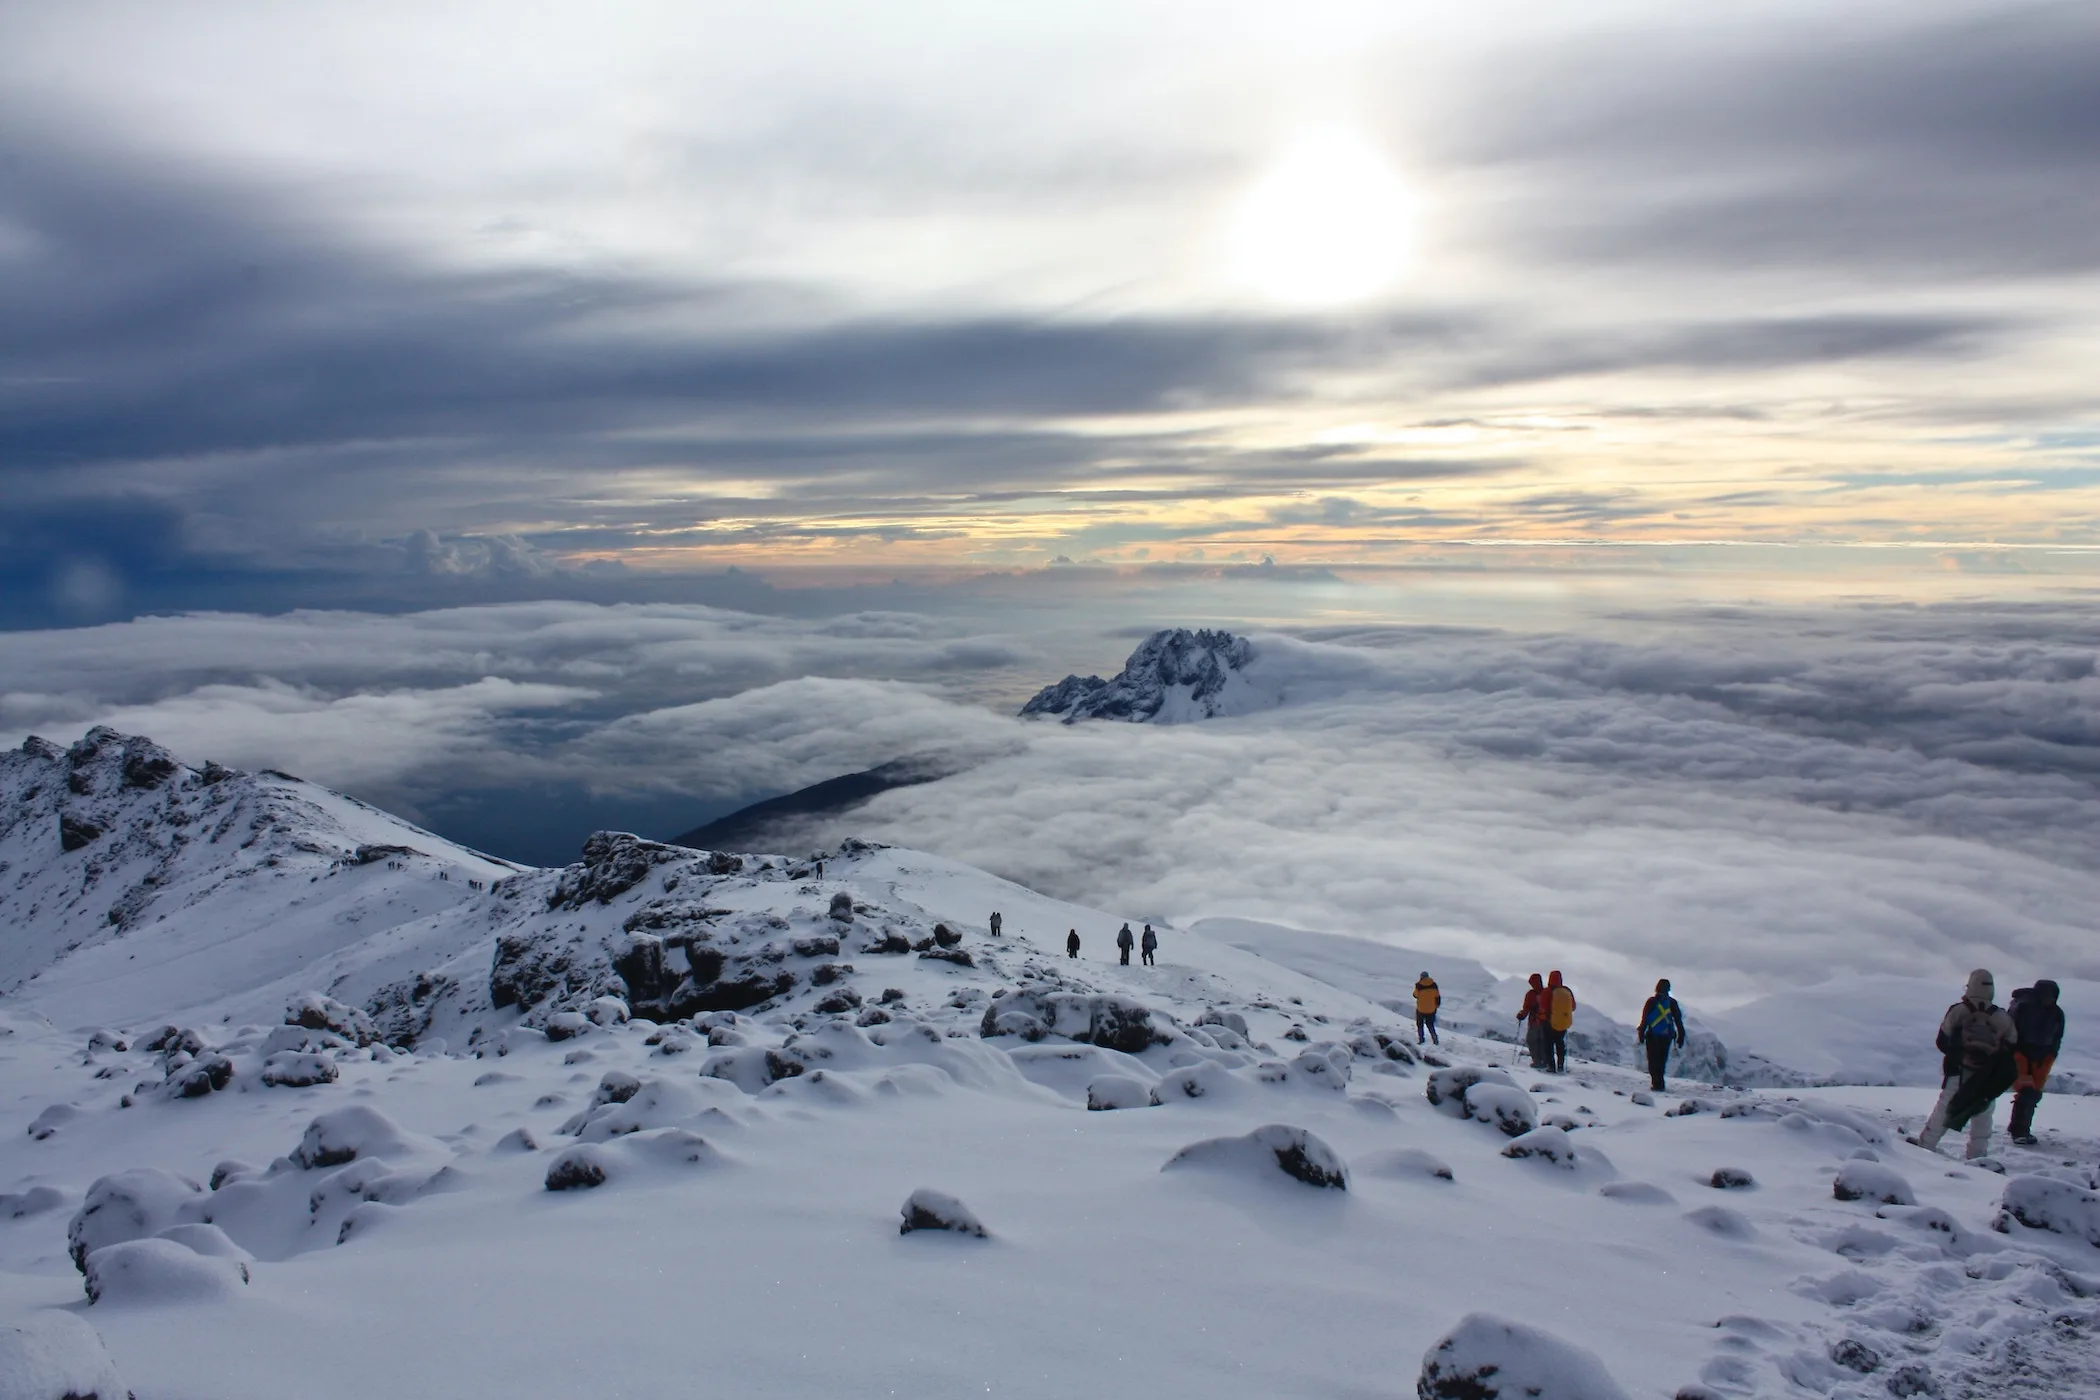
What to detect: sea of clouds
<box><xmin>5</xmin><ymin>593</ymin><xmax>2097</xmax><ymax>1017</ymax></box>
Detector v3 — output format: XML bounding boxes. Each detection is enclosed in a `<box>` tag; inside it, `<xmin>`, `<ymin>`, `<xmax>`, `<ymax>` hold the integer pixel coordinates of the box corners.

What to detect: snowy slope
<box><xmin>3</xmin><ymin>732</ymin><xmax>2099</xmax><ymax>1399</ymax></box>
<box><xmin>0</xmin><ymin>729</ymin><xmax>521</xmax><ymax>1029</ymax></box>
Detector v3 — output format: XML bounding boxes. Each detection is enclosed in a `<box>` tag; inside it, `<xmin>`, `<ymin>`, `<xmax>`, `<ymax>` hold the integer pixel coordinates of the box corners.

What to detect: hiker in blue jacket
<box><xmin>1637</xmin><ymin>978</ymin><xmax>1687</xmax><ymax>1091</ymax></box>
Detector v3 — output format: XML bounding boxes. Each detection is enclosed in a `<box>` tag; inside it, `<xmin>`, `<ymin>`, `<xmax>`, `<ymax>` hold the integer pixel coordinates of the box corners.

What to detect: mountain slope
<box><xmin>0</xmin><ymin>728</ymin><xmax>520</xmax><ymax>1028</ymax></box>
<box><xmin>1019</xmin><ymin>627</ymin><xmax>1258</xmax><ymax>723</ymax></box>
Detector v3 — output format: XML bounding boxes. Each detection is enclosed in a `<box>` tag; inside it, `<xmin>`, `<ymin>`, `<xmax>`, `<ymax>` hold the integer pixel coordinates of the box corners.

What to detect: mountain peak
<box><xmin>1019</xmin><ymin>627</ymin><xmax>1254</xmax><ymax>724</ymax></box>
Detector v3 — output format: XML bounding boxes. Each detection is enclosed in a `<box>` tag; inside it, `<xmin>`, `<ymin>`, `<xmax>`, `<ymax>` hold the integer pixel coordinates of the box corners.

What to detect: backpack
<box><xmin>1640</xmin><ymin>996</ymin><xmax>1680</xmax><ymax>1040</ymax></box>
<box><xmin>1549</xmin><ymin>985</ymin><xmax>1575</xmax><ymax>1031</ymax></box>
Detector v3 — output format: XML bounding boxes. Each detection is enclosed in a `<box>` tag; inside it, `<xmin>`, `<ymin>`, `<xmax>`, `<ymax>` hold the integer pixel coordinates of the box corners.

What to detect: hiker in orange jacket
<box><xmin>1517</xmin><ymin>973</ymin><xmax>1550</xmax><ymax>1069</ymax></box>
<box><xmin>1546</xmin><ymin>970</ymin><xmax>1576</xmax><ymax>1073</ymax></box>
<box><xmin>1413</xmin><ymin>973</ymin><xmax>1441</xmax><ymax>1046</ymax></box>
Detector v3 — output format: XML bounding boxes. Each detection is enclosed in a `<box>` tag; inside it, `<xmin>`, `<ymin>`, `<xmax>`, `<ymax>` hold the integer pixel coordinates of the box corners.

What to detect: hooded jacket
<box><xmin>1936</xmin><ymin>969</ymin><xmax>2017</xmax><ymax>1077</ymax></box>
<box><xmin>1414</xmin><ymin>976</ymin><xmax>1440</xmax><ymax>1015</ymax></box>
<box><xmin>1517</xmin><ymin>973</ymin><xmax>1547</xmax><ymax>1025</ymax></box>
<box><xmin>2009</xmin><ymin>980</ymin><xmax>2065</xmax><ymax>1058</ymax></box>
<box><xmin>1547</xmin><ymin>971</ymin><xmax>1576</xmax><ymax>1032</ymax></box>
<box><xmin>1116</xmin><ymin>924</ymin><xmax>1134</xmax><ymax>949</ymax></box>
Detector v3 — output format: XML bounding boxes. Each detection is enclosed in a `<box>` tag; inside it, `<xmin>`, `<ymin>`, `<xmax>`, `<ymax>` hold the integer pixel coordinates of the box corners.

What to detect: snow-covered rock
<box><xmin>1994</xmin><ymin>1175</ymin><xmax>2100</xmax><ymax>1247</ymax></box>
<box><xmin>290</xmin><ymin>1107</ymin><xmax>432</xmax><ymax>1170</ymax></box>
<box><xmin>67</xmin><ymin>1167</ymin><xmax>205</xmax><ymax>1272</ymax></box>
<box><xmin>1162</xmin><ymin>1124</ymin><xmax>1348</xmax><ymax>1190</ymax></box>
<box><xmin>1426</xmin><ymin>1065</ymin><xmax>1516</xmax><ymax>1113</ymax></box>
<box><xmin>1416</xmin><ymin>1313</ymin><xmax>1631</xmax><ymax>1400</ymax></box>
<box><xmin>899</xmin><ymin>1188</ymin><xmax>986</xmax><ymax>1238</ymax></box>
<box><xmin>1019</xmin><ymin>628</ymin><xmax>1255</xmax><ymax>723</ymax></box>
<box><xmin>1833</xmin><ymin>1161</ymin><xmax>1916</xmax><ymax>1206</ymax></box>
<box><xmin>84</xmin><ymin>1237</ymin><xmax>248</xmax><ymax>1305</ymax></box>
<box><xmin>0</xmin><ymin>1312</ymin><xmax>128</xmax><ymax>1399</ymax></box>
<box><xmin>259</xmin><ymin>1051</ymin><xmax>338</xmax><ymax>1088</ymax></box>
<box><xmin>544</xmin><ymin>1146</ymin><xmax>608</xmax><ymax>1191</ymax></box>
<box><xmin>1501</xmin><ymin>1127</ymin><xmax>1578</xmax><ymax>1167</ymax></box>
<box><xmin>1086</xmin><ymin>1075</ymin><xmax>1152</xmax><ymax>1111</ymax></box>
<box><xmin>979</xmin><ymin>989</ymin><xmax>1171</xmax><ymax>1052</ymax></box>
<box><xmin>1463</xmin><ymin>1082</ymin><xmax>1538</xmax><ymax>1138</ymax></box>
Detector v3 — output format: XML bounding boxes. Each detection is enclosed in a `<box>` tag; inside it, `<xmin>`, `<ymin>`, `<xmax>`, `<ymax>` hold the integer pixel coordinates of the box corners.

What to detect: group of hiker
<box><xmin>1914</xmin><ymin>971</ymin><xmax>2065</xmax><ymax>1158</ymax></box>
<box><xmin>1062</xmin><ymin>922</ymin><xmax>1159</xmax><ymax>965</ymax></box>
<box><xmin>1511</xmin><ymin>970</ymin><xmax>1584</xmax><ymax>1074</ymax></box>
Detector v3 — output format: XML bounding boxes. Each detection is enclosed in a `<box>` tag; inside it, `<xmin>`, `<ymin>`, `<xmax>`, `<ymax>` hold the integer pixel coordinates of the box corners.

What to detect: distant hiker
<box><xmin>1140</xmin><ymin>924</ymin><xmax>1158</xmax><ymax>966</ymax></box>
<box><xmin>2007</xmin><ymin>979</ymin><xmax>2065</xmax><ymax>1146</ymax></box>
<box><xmin>1546</xmin><ymin>970</ymin><xmax>1576</xmax><ymax>1073</ymax></box>
<box><xmin>1517</xmin><ymin>973</ymin><xmax>1551</xmax><ymax>1069</ymax></box>
<box><xmin>1117</xmin><ymin>923</ymin><xmax>1135</xmax><ymax>966</ymax></box>
<box><xmin>1637</xmin><ymin>979</ymin><xmax>1687</xmax><ymax>1092</ymax></box>
<box><xmin>1414</xmin><ymin>973</ymin><xmax>1441</xmax><ymax>1045</ymax></box>
<box><xmin>989</xmin><ymin>911</ymin><xmax>1002</xmax><ymax>939</ymax></box>
<box><xmin>1915</xmin><ymin>968</ymin><xmax>2018</xmax><ymax>1159</ymax></box>
<box><xmin>1066</xmin><ymin>929</ymin><xmax>1080</xmax><ymax>959</ymax></box>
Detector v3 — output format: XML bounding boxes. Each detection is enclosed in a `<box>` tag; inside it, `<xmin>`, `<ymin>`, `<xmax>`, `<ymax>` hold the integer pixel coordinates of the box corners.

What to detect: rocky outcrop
<box><xmin>1019</xmin><ymin>628</ymin><xmax>1253</xmax><ymax>724</ymax></box>
<box><xmin>979</xmin><ymin>989</ymin><xmax>1173</xmax><ymax>1052</ymax></box>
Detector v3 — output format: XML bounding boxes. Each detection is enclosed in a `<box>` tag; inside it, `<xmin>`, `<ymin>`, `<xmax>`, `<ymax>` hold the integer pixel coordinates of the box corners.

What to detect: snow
<box><xmin>1</xmin><ymin>730</ymin><xmax>2098</xmax><ymax>1397</ymax></box>
<box><xmin>0</xmin><ymin>1310</ymin><xmax>127</xmax><ymax>1400</ymax></box>
<box><xmin>1416</xmin><ymin>1313</ymin><xmax>1632</xmax><ymax>1400</ymax></box>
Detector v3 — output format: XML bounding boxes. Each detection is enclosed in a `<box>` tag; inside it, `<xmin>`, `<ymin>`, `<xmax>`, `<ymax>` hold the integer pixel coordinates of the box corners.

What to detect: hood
<box><xmin>1963</xmin><ymin>968</ymin><xmax>1995</xmax><ymax>1006</ymax></box>
<box><xmin>1527</xmin><ymin>973</ymin><xmax>1544</xmax><ymax>989</ymax></box>
<box><xmin>2033</xmin><ymin>979</ymin><xmax>2060</xmax><ymax>1006</ymax></box>
<box><xmin>1548</xmin><ymin>970</ymin><xmax>1563</xmax><ymax>988</ymax></box>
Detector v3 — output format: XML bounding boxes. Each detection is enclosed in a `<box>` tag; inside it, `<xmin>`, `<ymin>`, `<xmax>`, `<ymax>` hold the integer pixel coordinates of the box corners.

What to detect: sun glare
<box><xmin>1228</xmin><ymin>127</ymin><xmax>1415</xmax><ymax>307</ymax></box>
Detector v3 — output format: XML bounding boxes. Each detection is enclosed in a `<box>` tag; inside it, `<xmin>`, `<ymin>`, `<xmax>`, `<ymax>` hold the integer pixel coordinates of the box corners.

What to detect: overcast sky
<box><xmin>5</xmin><ymin>1</ymin><xmax>2099</xmax><ymax>624</ymax></box>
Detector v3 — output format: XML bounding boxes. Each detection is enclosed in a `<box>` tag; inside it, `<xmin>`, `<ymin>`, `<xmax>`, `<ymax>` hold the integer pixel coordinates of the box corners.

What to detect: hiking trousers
<box><xmin>1416</xmin><ymin>1011</ymin><xmax>1438</xmax><ymax>1045</ymax></box>
<box><xmin>1644</xmin><ymin>1035</ymin><xmax>1675</xmax><ymax>1091</ymax></box>
<box><xmin>1548</xmin><ymin>1028</ymin><xmax>1568</xmax><ymax>1073</ymax></box>
<box><xmin>1119</xmin><ymin>947</ymin><xmax>1130</xmax><ymax>965</ymax></box>
<box><xmin>1141</xmin><ymin>949</ymin><xmax>1154</xmax><ymax>966</ymax></box>
<box><xmin>1917</xmin><ymin>1074</ymin><xmax>1993</xmax><ymax>1159</ymax></box>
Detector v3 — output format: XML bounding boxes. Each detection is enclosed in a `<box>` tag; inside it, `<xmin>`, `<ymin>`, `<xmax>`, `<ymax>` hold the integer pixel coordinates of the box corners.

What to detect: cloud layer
<box><xmin>6</xmin><ymin>594</ymin><xmax>2098</xmax><ymax>1016</ymax></box>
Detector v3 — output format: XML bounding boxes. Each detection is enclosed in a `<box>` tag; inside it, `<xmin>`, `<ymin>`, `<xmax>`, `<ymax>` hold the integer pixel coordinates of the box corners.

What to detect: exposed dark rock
<box><xmin>814</xmin><ymin>987</ymin><xmax>863</xmax><ymax>1014</ymax></box>
<box><xmin>1020</xmin><ymin>628</ymin><xmax>1253</xmax><ymax>724</ymax></box>
<box><xmin>545</xmin><ymin>1147</ymin><xmax>608</xmax><ymax>1191</ymax></box>
<box><xmin>932</xmin><ymin>923</ymin><xmax>962</xmax><ymax>947</ymax></box>
<box><xmin>351</xmin><ymin>843</ymin><xmax>419</xmax><ymax>865</ymax></box>
<box><xmin>792</xmin><ymin>935</ymin><xmax>841</xmax><ymax>958</ymax></box>
<box><xmin>899</xmin><ymin>1188</ymin><xmax>987</xmax><ymax>1238</ymax></box>
<box><xmin>828</xmin><ymin>892</ymin><xmax>855</xmax><ymax>922</ymax></box>
<box><xmin>920</xmin><ymin>948</ymin><xmax>975</xmax><ymax>969</ymax></box>
<box><xmin>811</xmin><ymin>962</ymin><xmax>852</xmax><ymax>986</ymax></box>
<box><xmin>863</xmin><ymin>931</ymin><xmax>912</xmax><ymax>954</ymax></box>
<box><xmin>59</xmin><ymin>813</ymin><xmax>103</xmax><ymax>852</ymax></box>
<box><xmin>1708</xmin><ymin>1167</ymin><xmax>1756</xmax><ymax>1190</ymax></box>
<box><xmin>548</xmin><ymin>831</ymin><xmax>683</xmax><ymax>910</ymax></box>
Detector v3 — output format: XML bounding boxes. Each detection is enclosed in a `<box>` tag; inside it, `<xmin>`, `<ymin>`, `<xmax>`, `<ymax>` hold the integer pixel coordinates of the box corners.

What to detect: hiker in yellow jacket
<box><xmin>1413</xmin><ymin>973</ymin><xmax>1441</xmax><ymax>1046</ymax></box>
<box><xmin>1545</xmin><ymin>970</ymin><xmax>1576</xmax><ymax>1073</ymax></box>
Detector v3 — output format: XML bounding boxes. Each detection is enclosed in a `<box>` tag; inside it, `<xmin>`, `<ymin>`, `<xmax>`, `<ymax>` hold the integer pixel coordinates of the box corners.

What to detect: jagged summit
<box><xmin>1019</xmin><ymin>627</ymin><xmax>1255</xmax><ymax>724</ymax></box>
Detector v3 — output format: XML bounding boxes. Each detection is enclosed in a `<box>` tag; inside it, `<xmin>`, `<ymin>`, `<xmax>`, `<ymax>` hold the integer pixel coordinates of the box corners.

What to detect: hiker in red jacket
<box><xmin>1516</xmin><ymin>973</ymin><xmax>1550</xmax><ymax>1069</ymax></box>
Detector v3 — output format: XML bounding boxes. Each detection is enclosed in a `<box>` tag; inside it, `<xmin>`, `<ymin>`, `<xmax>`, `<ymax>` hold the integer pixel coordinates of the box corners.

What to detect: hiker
<box><xmin>1413</xmin><ymin>972</ymin><xmax>1441</xmax><ymax>1045</ymax></box>
<box><xmin>989</xmin><ymin>911</ymin><xmax>1002</xmax><ymax>938</ymax></box>
<box><xmin>1546</xmin><ymin>970</ymin><xmax>1576</xmax><ymax>1073</ymax></box>
<box><xmin>2007</xmin><ymin>979</ymin><xmax>2065</xmax><ymax>1146</ymax></box>
<box><xmin>1915</xmin><ymin>969</ymin><xmax>2018</xmax><ymax>1159</ymax></box>
<box><xmin>1140</xmin><ymin>924</ymin><xmax>1158</xmax><ymax>966</ymax></box>
<box><xmin>1116</xmin><ymin>923</ymin><xmax>1135</xmax><ymax>966</ymax></box>
<box><xmin>1517</xmin><ymin>973</ymin><xmax>1550</xmax><ymax>1069</ymax></box>
<box><xmin>1637</xmin><ymin>979</ymin><xmax>1686</xmax><ymax>1091</ymax></box>
<box><xmin>1066</xmin><ymin>929</ymin><xmax>1080</xmax><ymax>959</ymax></box>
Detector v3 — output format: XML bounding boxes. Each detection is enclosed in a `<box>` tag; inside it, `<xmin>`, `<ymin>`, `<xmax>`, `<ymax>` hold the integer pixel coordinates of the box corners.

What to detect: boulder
<box><xmin>1086</xmin><ymin>1075</ymin><xmax>1153</xmax><ymax>1111</ymax></box>
<box><xmin>1707</xmin><ymin>1167</ymin><xmax>1756</xmax><ymax>1191</ymax></box>
<box><xmin>259</xmin><ymin>1052</ymin><xmax>338</xmax><ymax>1088</ymax></box>
<box><xmin>1501</xmin><ymin>1127</ymin><xmax>1577</xmax><ymax>1167</ymax></box>
<box><xmin>1163</xmin><ymin>1124</ymin><xmax>1347</xmax><ymax>1190</ymax></box>
<box><xmin>1425</xmin><ymin>1065</ymin><xmax>1516</xmax><ymax>1112</ymax></box>
<box><xmin>167</xmin><ymin>1054</ymin><xmax>234</xmax><ymax>1098</ymax></box>
<box><xmin>978</xmin><ymin>990</ymin><xmax>1171</xmax><ymax>1053</ymax></box>
<box><xmin>291</xmin><ymin>1106</ymin><xmax>423</xmax><ymax>1170</ymax></box>
<box><xmin>544</xmin><ymin>1011</ymin><xmax>592</xmax><ymax>1042</ymax></box>
<box><xmin>545</xmin><ymin>1146</ymin><xmax>608</xmax><ymax>1191</ymax></box>
<box><xmin>585</xmin><ymin>996</ymin><xmax>630</xmax><ymax>1027</ymax></box>
<box><xmin>829</xmin><ymin>892</ymin><xmax>855</xmax><ymax>922</ymax></box>
<box><xmin>285</xmin><ymin>992</ymin><xmax>378</xmax><ymax>1046</ymax></box>
<box><xmin>814</xmin><ymin>987</ymin><xmax>864</xmax><ymax>1015</ymax></box>
<box><xmin>898</xmin><ymin>1188</ymin><xmax>987</xmax><ymax>1238</ymax></box>
<box><xmin>0</xmin><ymin>1311</ymin><xmax>129</xmax><ymax>1398</ymax></box>
<box><xmin>1832</xmin><ymin>1161</ymin><xmax>1916</xmax><ymax>1207</ymax></box>
<box><xmin>1994</xmin><ymin>1175</ymin><xmax>2100</xmax><ymax>1247</ymax></box>
<box><xmin>1462</xmin><ymin>1083</ymin><xmax>1538</xmax><ymax>1138</ymax></box>
<box><xmin>1417</xmin><ymin>1313</ymin><xmax>1631</xmax><ymax>1400</ymax></box>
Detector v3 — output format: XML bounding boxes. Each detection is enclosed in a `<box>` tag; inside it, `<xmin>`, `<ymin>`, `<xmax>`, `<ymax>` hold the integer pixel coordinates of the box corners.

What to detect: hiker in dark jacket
<box><xmin>1546</xmin><ymin>970</ymin><xmax>1576</xmax><ymax>1073</ymax></box>
<box><xmin>1140</xmin><ymin>924</ymin><xmax>1158</xmax><ymax>966</ymax></box>
<box><xmin>1915</xmin><ymin>968</ymin><xmax>2018</xmax><ymax>1159</ymax></box>
<box><xmin>989</xmin><ymin>911</ymin><xmax>1002</xmax><ymax>938</ymax></box>
<box><xmin>1066</xmin><ymin>929</ymin><xmax>1080</xmax><ymax>959</ymax></box>
<box><xmin>1637</xmin><ymin>979</ymin><xmax>1687</xmax><ymax>1091</ymax></box>
<box><xmin>1116</xmin><ymin>923</ymin><xmax>1134</xmax><ymax>966</ymax></box>
<box><xmin>1413</xmin><ymin>973</ymin><xmax>1441</xmax><ymax>1045</ymax></box>
<box><xmin>2006</xmin><ymin>979</ymin><xmax>2065</xmax><ymax>1146</ymax></box>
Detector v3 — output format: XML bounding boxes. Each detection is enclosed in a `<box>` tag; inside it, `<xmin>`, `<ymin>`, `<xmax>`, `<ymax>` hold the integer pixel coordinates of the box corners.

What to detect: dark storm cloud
<box><xmin>1446</xmin><ymin>3</ymin><xmax>2100</xmax><ymax>277</ymax></box>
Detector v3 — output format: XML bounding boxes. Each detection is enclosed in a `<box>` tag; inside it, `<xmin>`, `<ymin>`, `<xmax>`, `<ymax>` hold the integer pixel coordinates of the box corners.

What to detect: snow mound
<box><xmin>1500</xmin><ymin>1127</ymin><xmax>1577</xmax><ymax>1167</ymax></box>
<box><xmin>545</xmin><ymin>1146</ymin><xmax>608</xmax><ymax>1191</ymax></box>
<box><xmin>979</xmin><ymin>989</ymin><xmax>1172</xmax><ymax>1052</ymax></box>
<box><xmin>260</xmin><ymin>1051</ymin><xmax>338</xmax><ymax>1088</ymax></box>
<box><xmin>67</xmin><ymin>1167</ymin><xmax>204</xmax><ymax>1272</ymax></box>
<box><xmin>285</xmin><ymin>992</ymin><xmax>378</xmax><ymax>1047</ymax></box>
<box><xmin>1163</xmin><ymin>1124</ymin><xmax>1348</xmax><ymax>1190</ymax></box>
<box><xmin>1833</xmin><ymin>1161</ymin><xmax>1916</xmax><ymax>1206</ymax></box>
<box><xmin>1019</xmin><ymin>627</ymin><xmax>1254</xmax><ymax>724</ymax></box>
<box><xmin>1416</xmin><ymin>1312</ymin><xmax>1631</xmax><ymax>1400</ymax></box>
<box><xmin>0</xmin><ymin>1186</ymin><xmax>66</xmax><ymax>1219</ymax></box>
<box><xmin>899</xmin><ymin>1188</ymin><xmax>987</xmax><ymax>1238</ymax></box>
<box><xmin>0</xmin><ymin>1312</ymin><xmax>127</xmax><ymax>1400</ymax></box>
<box><xmin>1682</xmin><ymin>1205</ymin><xmax>1758</xmax><ymax>1240</ymax></box>
<box><xmin>1598</xmin><ymin>1181</ymin><xmax>1675</xmax><ymax>1205</ymax></box>
<box><xmin>84</xmin><ymin>1237</ymin><xmax>248</xmax><ymax>1305</ymax></box>
<box><xmin>1994</xmin><ymin>1175</ymin><xmax>2100</xmax><ymax>1247</ymax></box>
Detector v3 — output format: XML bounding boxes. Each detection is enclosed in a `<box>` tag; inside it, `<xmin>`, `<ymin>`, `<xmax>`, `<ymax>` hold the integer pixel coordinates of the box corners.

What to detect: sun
<box><xmin>1227</xmin><ymin>127</ymin><xmax>1415</xmax><ymax>307</ymax></box>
